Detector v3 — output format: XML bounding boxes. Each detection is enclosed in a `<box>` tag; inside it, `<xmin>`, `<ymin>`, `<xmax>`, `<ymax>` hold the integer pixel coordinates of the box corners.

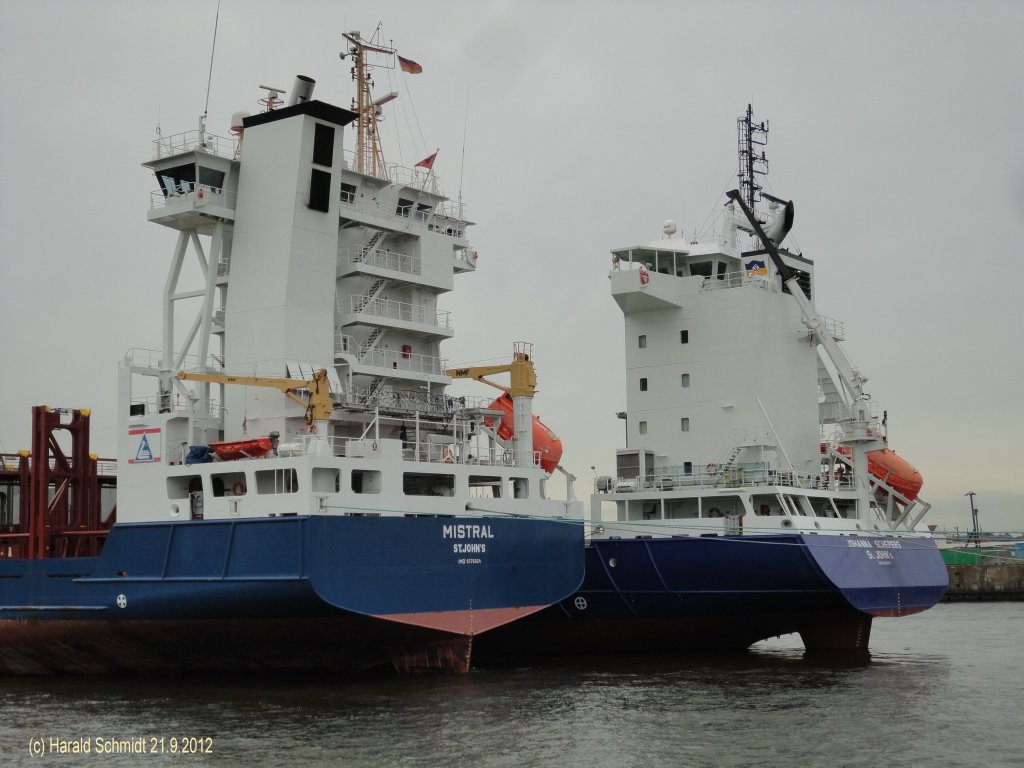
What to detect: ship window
<box><xmin>683</xmin><ymin>461</ymin><xmax>693</xmax><ymax>475</ymax></box>
<box><xmin>690</xmin><ymin>261</ymin><xmax>713</xmax><ymax>278</ymax></box>
<box><xmin>638</xmin><ymin>335</ymin><xmax>647</xmax><ymax>349</ymax></box>
<box><xmin>255</xmin><ymin>468</ymin><xmax>299</xmax><ymax>494</ymax></box>
<box><xmin>403</xmin><ymin>472</ymin><xmax>455</xmax><ymax>497</ymax></box>
<box><xmin>308</xmin><ymin>169</ymin><xmax>331</xmax><ymax>212</ymax></box>
<box><xmin>166</xmin><ymin>475</ymin><xmax>202</xmax><ymax>500</ymax></box>
<box><xmin>681</xmin><ymin>417</ymin><xmax>690</xmax><ymax>432</ymax></box>
<box><xmin>680</xmin><ymin>330</ymin><xmax>689</xmax><ymax>344</ymax></box>
<box><xmin>510</xmin><ymin>477</ymin><xmax>529</xmax><ymax>499</ymax></box>
<box><xmin>340</xmin><ymin>182</ymin><xmax>357</xmax><ymax>204</ymax></box>
<box><xmin>469</xmin><ymin>475</ymin><xmax>502</xmax><ymax>498</ymax></box>
<box><xmin>312</xmin><ymin>123</ymin><xmax>335</xmax><ymax>167</ymax></box>
<box><xmin>752</xmin><ymin>494</ymin><xmax>780</xmax><ymax>517</ymax></box>
<box><xmin>809</xmin><ymin>496</ymin><xmax>837</xmax><ymax>518</ymax></box>
<box><xmin>665</xmin><ymin>497</ymin><xmax>698</xmax><ymax>519</ymax></box>
<box><xmin>197</xmin><ymin>166</ymin><xmax>225</xmax><ymax>191</ymax></box>
<box><xmin>681</xmin><ymin>373</ymin><xmax>690</xmax><ymax>388</ymax></box>
<box><xmin>352</xmin><ymin>469</ymin><xmax>381</xmax><ymax>494</ymax></box>
<box><xmin>312</xmin><ymin>467</ymin><xmax>340</xmax><ymax>493</ymax></box>
<box><xmin>396</xmin><ymin>198</ymin><xmax>414</xmax><ymax>217</ymax></box>
<box><xmin>638</xmin><ymin>421</ymin><xmax>648</xmax><ymax>435</ymax></box>
<box><xmin>212</xmin><ymin>471</ymin><xmax>247</xmax><ymax>497</ymax></box>
<box><xmin>781</xmin><ymin>265</ymin><xmax>813</xmax><ymax>300</ymax></box>
<box><xmin>415</xmin><ymin>203</ymin><xmax>433</xmax><ymax>221</ymax></box>
<box><xmin>155</xmin><ymin>163</ymin><xmax>196</xmax><ymax>195</ymax></box>
<box><xmin>834</xmin><ymin>499</ymin><xmax>857</xmax><ymax>519</ymax></box>
<box><xmin>704</xmin><ymin>495</ymin><xmax>743</xmax><ymax>519</ymax></box>
<box><xmin>640</xmin><ymin>378</ymin><xmax>648</xmax><ymax>391</ymax></box>
<box><xmin>783</xmin><ymin>495</ymin><xmax>805</xmax><ymax>516</ymax></box>
<box><xmin>716</xmin><ymin>261</ymin><xmax>728</xmax><ymax>280</ymax></box>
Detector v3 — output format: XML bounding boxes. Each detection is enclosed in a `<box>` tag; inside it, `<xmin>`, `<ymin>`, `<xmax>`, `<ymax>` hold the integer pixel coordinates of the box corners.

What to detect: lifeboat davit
<box><xmin>825</xmin><ymin>444</ymin><xmax>923</xmax><ymax>501</ymax></box>
<box><xmin>486</xmin><ymin>393</ymin><xmax>563</xmax><ymax>474</ymax></box>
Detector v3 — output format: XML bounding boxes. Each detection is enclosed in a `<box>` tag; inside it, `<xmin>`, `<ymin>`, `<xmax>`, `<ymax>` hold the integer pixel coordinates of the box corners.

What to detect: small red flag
<box><xmin>398</xmin><ymin>55</ymin><xmax>422</xmax><ymax>74</ymax></box>
<box><xmin>415</xmin><ymin>151</ymin><xmax>438</xmax><ymax>170</ymax></box>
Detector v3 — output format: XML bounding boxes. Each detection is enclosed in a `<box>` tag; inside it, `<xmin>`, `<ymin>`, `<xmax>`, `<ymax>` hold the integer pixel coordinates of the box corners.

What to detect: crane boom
<box><xmin>176</xmin><ymin>368</ymin><xmax>334</xmax><ymax>421</ymax></box>
<box><xmin>725</xmin><ymin>190</ymin><xmax>871</xmax><ymax>420</ymax></box>
<box><xmin>445</xmin><ymin>343</ymin><xmax>537</xmax><ymax>399</ymax></box>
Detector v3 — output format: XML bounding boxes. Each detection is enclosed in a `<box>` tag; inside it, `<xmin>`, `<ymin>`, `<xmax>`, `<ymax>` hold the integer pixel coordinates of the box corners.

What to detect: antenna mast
<box><xmin>341</xmin><ymin>29</ymin><xmax>396</xmax><ymax>180</ymax></box>
<box><xmin>737</xmin><ymin>104</ymin><xmax>769</xmax><ymax>218</ymax></box>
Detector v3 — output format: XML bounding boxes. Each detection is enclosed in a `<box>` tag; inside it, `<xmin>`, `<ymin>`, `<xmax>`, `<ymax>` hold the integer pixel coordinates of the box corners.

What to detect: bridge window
<box><xmin>198</xmin><ymin>166</ymin><xmax>225</xmax><ymax>190</ymax></box>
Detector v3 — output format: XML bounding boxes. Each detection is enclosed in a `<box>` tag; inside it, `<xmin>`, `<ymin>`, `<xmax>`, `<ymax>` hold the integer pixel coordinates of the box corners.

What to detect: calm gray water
<box><xmin>2</xmin><ymin>603</ymin><xmax>1021</xmax><ymax>767</ymax></box>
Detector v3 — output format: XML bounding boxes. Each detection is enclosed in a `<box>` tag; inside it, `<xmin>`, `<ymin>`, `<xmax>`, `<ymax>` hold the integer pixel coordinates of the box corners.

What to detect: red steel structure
<box><xmin>0</xmin><ymin>407</ymin><xmax>115</xmax><ymax>560</ymax></box>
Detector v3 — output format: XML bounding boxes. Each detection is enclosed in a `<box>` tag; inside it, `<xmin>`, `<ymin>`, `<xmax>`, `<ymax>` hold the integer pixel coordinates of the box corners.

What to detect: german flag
<box><xmin>398</xmin><ymin>55</ymin><xmax>422</xmax><ymax>74</ymax></box>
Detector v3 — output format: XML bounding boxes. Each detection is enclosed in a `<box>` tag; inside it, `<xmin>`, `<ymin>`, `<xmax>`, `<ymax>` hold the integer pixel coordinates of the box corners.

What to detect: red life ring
<box><xmin>706</xmin><ymin>463</ymin><xmax>717</xmax><ymax>474</ymax></box>
<box><xmin>639</xmin><ymin>266</ymin><xmax>650</xmax><ymax>285</ymax></box>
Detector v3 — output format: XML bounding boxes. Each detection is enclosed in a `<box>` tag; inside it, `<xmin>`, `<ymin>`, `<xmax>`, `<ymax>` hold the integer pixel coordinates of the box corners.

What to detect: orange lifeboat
<box><xmin>866</xmin><ymin>449</ymin><xmax>923</xmax><ymax>501</ymax></box>
<box><xmin>209</xmin><ymin>436</ymin><xmax>273</xmax><ymax>461</ymax></box>
<box><xmin>485</xmin><ymin>393</ymin><xmax>563</xmax><ymax>474</ymax></box>
<box><xmin>825</xmin><ymin>444</ymin><xmax>923</xmax><ymax>501</ymax></box>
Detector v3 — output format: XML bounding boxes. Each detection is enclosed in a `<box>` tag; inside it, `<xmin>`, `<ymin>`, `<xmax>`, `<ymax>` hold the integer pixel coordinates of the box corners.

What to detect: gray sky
<box><xmin>1</xmin><ymin>0</ymin><xmax>1021</xmax><ymax>532</ymax></box>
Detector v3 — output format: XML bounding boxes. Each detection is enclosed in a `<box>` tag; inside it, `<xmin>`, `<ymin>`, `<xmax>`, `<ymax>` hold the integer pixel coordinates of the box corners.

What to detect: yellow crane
<box><xmin>444</xmin><ymin>341</ymin><xmax>537</xmax><ymax>398</ymax></box>
<box><xmin>175</xmin><ymin>368</ymin><xmax>334</xmax><ymax>423</ymax></box>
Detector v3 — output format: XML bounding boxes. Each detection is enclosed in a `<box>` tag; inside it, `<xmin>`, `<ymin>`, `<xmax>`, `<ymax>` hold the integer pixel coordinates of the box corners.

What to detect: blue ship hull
<box><xmin>0</xmin><ymin>515</ymin><xmax>584</xmax><ymax>674</ymax></box>
<box><xmin>474</xmin><ymin>533</ymin><xmax>948</xmax><ymax>660</ymax></box>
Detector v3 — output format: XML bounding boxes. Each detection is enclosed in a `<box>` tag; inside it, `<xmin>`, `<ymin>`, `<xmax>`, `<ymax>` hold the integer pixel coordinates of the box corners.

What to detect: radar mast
<box><xmin>341</xmin><ymin>29</ymin><xmax>397</xmax><ymax>180</ymax></box>
<box><xmin>737</xmin><ymin>104</ymin><xmax>769</xmax><ymax>219</ymax></box>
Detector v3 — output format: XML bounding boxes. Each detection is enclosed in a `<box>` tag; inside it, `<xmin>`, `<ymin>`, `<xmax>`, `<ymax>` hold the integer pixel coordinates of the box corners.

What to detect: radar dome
<box><xmin>230</xmin><ymin>110</ymin><xmax>251</xmax><ymax>132</ymax></box>
<box><xmin>663</xmin><ymin>219</ymin><xmax>678</xmax><ymax>236</ymax></box>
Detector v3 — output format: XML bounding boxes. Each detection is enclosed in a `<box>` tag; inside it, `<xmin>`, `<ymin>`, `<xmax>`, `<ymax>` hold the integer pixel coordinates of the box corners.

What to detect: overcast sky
<box><xmin>1</xmin><ymin>0</ymin><xmax>1021</xmax><ymax>532</ymax></box>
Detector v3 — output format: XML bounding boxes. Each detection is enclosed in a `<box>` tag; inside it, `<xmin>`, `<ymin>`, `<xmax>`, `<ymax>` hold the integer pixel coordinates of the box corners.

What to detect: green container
<box><xmin>942</xmin><ymin>548</ymin><xmax>1011</xmax><ymax>565</ymax></box>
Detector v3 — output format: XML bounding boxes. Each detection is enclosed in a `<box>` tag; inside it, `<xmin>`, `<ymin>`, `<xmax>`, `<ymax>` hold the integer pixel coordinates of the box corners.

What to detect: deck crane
<box><xmin>176</xmin><ymin>368</ymin><xmax>334</xmax><ymax>455</ymax></box>
<box><xmin>445</xmin><ymin>342</ymin><xmax>539</xmax><ymax>469</ymax></box>
<box><xmin>726</xmin><ymin>190</ymin><xmax>929</xmax><ymax>530</ymax></box>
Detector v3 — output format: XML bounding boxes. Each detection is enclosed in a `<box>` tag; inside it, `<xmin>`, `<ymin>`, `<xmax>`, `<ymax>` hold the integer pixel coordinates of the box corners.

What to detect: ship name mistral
<box><xmin>442</xmin><ymin>524</ymin><xmax>495</xmax><ymax>540</ymax></box>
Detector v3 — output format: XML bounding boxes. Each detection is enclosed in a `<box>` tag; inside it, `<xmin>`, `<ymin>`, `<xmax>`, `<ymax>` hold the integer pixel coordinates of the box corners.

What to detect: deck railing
<box><xmin>344</xmin><ymin>296</ymin><xmax>451</xmax><ymax>329</ymax></box>
<box><xmin>152</xmin><ymin>130</ymin><xmax>236</xmax><ymax>160</ymax></box>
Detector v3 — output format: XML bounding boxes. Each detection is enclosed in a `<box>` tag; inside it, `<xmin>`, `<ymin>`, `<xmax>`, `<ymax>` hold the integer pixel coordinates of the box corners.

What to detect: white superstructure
<box><xmin>116</xmin><ymin>32</ymin><xmax>579</xmax><ymax>526</ymax></box>
<box><xmin>591</xmin><ymin>107</ymin><xmax>931</xmax><ymax>540</ymax></box>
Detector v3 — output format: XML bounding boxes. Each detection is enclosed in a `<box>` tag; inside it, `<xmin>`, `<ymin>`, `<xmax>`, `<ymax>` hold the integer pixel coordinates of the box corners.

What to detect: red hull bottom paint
<box><xmin>377</xmin><ymin>604</ymin><xmax>549</xmax><ymax>635</ymax></box>
<box><xmin>0</xmin><ymin>617</ymin><xmax>472</xmax><ymax>675</ymax></box>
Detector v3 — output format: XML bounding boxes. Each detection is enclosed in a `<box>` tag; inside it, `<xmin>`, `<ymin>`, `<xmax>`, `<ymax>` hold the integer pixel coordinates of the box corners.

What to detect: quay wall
<box><xmin>942</xmin><ymin>563</ymin><xmax>1024</xmax><ymax>602</ymax></box>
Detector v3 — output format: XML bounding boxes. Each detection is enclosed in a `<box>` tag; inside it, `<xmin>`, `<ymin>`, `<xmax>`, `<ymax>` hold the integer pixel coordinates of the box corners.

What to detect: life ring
<box><xmin>706</xmin><ymin>463</ymin><xmax>717</xmax><ymax>474</ymax></box>
<box><xmin>708</xmin><ymin>507</ymin><xmax>722</xmax><ymax>518</ymax></box>
<box><xmin>232</xmin><ymin>481</ymin><xmax>246</xmax><ymax>496</ymax></box>
<box><xmin>639</xmin><ymin>266</ymin><xmax>650</xmax><ymax>285</ymax></box>
<box><xmin>443</xmin><ymin>446</ymin><xmax>455</xmax><ymax>463</ymax></box>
